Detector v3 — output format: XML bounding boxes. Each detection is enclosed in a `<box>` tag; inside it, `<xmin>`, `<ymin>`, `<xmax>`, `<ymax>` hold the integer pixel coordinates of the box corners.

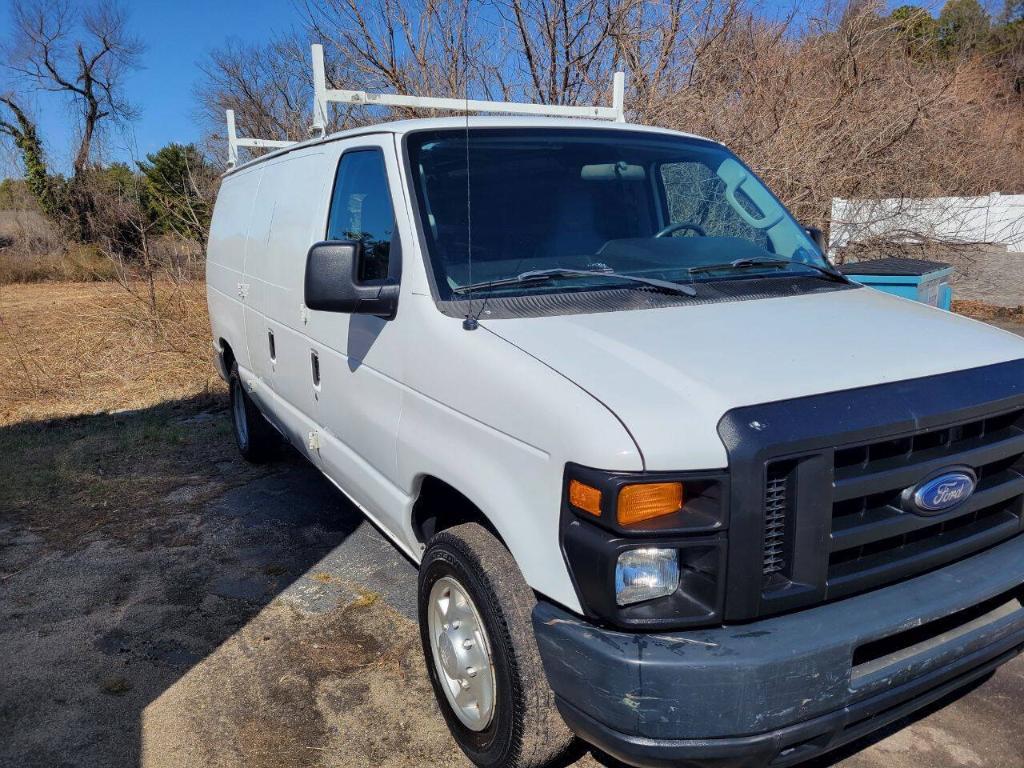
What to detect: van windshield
<box><xmin>406</xmin><ymin>128</ymin><xmax>827</xmax><ymax>300</ymax></box>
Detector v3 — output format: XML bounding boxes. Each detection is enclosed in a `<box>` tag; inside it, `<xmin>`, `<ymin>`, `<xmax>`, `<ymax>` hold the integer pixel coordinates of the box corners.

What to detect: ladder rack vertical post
<box><xmin>311</xmin><ymin>44</ymin><xmax>328</xmax><ymax>137</ymax></box>
<box><xmin>225</xmin><ymin>109</ymin><xmax>239</xmax><ymax>167</ymax></box>
<box><xmin>612</xmin><ymin>72</ymin><xmax>625</xmax><ymax>123</ymax></box>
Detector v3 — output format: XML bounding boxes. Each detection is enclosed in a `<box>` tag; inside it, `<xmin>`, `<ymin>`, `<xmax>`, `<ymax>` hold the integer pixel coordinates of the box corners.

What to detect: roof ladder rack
<box><xmin>225</xmin><ymin>109</ymin><xmax>297</xmax><ymax>167</ymax></box>
<box><xmin>308</xmin><ymin>43</ymin><xmax>625</xmax><ymax>136</ymax></box>
<box><xmin>225</xmin><ymin>46</ymin><xmax>628</xmax><ymax>166</ymax></box>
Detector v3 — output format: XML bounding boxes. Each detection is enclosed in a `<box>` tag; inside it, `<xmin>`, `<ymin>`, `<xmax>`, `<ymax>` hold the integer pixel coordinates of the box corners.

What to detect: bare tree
<box><xmin>490</xmin><ymin>0</ymin><xmax>631</xmax><ymax>104</ymax></box>
<box><xmin>197</xmin><ymin>0</ymin><xmax>494</xmax><ymax>160</ymax></box>
<box><xmin>302</xmin><ymin>0</ymin><xmax>485</xmax><ymax>116</ymax></box>
<box><xmin>3</xmin><ymin>0</ymin><xmax>144</xmax><ymax>176</ymax></box>
<box><xmin>195</xmin><ymin>33</ymin><xmax>315</xmax><ymax>146</ymax></box>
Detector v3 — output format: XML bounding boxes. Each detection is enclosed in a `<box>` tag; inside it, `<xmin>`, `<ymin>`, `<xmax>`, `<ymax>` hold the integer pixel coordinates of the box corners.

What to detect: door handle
<box><xmin>310</xmin><ymin>350</ymin><xmax>320</xmax><ymax>387</ymax></box>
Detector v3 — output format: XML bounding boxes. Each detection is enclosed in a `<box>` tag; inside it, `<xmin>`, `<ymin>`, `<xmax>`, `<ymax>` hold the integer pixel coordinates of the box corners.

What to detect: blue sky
<box><xmin>0</xmin><ymin>0</ymin><xmax>304</xmax><ymax>175</ymax></box>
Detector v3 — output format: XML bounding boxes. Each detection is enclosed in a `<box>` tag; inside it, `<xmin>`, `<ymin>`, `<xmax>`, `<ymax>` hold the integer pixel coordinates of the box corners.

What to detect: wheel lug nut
<box><xmin>460</xmin><ymin>679</ymin><xmax>470</xmax><ymax>689</ymax></box>
<box><xmin>466</xmin><ymin>666</ymin><xmax>476</xmax><ymax>678</ymax></box>
<box><xmin>452</xmin><ymin>621</ymin><xmax>461</xmax><ymax>629</ymax></box>
<box><xmin>463</xmin><ymin>639</ymin><xmax>475</xmax><ymax>650</ymax></box>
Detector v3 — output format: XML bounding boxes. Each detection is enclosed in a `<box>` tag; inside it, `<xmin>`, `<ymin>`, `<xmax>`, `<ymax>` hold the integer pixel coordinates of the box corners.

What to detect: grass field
<box><xmin>0</xmin><ymin>280</ymin><xmax>218</xmax><ymax>425</ymax></box>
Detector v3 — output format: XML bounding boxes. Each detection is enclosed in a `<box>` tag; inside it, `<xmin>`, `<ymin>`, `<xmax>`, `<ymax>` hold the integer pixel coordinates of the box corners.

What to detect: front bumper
<box><xmin>533</xmin><ymin>534</ymin><xmax>1024</xmax><ymax>768</ymax></box>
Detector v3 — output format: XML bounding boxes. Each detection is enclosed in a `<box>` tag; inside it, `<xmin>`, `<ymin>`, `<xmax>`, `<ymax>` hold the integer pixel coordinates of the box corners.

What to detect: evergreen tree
<box><xmin>890</xmin><ymin>5</ymin><xmax>940</xmax><ymax>56</ymax></box>
<box><xmin>137</xmin><ymin>144</ymin><xmax>214</xmax><ymax>242</ymax></box>
<box><xmin>939</xmin><ymin>0</ymin><xmax>992</xmax><ymax>52</ymax></box>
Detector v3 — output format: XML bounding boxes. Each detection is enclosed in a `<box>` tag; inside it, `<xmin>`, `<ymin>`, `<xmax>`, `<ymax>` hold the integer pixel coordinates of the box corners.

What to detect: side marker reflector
<box><xmin>569</xmin><ymin>479</ymin><xmax>602</xmax><ymax>516</ymax></box>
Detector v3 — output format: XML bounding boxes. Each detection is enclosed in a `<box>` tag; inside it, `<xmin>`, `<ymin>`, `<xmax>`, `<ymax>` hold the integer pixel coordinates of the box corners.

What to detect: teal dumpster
<box><xmin>839</xmin><ymin>258</ymin><xmax>954</xmax><ymax>310</ymax></box>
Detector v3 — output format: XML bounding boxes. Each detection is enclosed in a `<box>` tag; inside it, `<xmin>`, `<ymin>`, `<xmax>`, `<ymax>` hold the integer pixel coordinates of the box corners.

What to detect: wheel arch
<box><xmin>410</xmin><ymin>475</ymin><xmax>509</xmax><ymax>550</ymax></box>
<box><xmin>215</xmin><ymin>337</ymin><xmax>236</xmax><ymax>381</ymax></box>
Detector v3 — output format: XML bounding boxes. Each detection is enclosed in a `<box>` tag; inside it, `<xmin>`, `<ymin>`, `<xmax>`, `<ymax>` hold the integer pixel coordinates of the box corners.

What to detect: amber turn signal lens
<box><xmin>569</xmin><ymin>479</ymin><xmax>602</xmax><ymax>516</ymax></box>
<box><xmin>617</xmin><ymin>482</ymin><xmax>684</xmax><ymax>525</ymax></box>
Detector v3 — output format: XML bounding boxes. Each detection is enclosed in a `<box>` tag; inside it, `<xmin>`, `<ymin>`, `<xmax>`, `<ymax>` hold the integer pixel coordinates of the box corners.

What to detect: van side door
<box><xmin>243</xmin><ymin>150</ymin><xmax>332</xmax><ymax>454</ymax></box>
<box><xmin>304</xmin><ymin>137</ymin><xmax>410</xmax><ymax>537</ymax></box>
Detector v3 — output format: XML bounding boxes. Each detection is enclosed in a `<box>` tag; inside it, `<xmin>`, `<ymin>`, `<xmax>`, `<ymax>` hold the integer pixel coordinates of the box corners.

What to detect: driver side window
<box><xmin>327</xmin><ymin>148</ymin><xmax>395</xmax><ymax>282</ymax></box>
<box><xmin>660</xmin><ymin>162</ymin><xmax>770</xmax><ymax>249</ymax></box>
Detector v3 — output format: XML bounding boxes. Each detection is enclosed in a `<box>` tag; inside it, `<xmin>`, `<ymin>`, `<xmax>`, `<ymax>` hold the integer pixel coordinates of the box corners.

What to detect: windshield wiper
<box><xmin>687</xmin><ymin>257</ymin><xmax>848</xmax><ymax>284</ymax></box>
<box><xmin>452</xmin><ymin>267</ymin><xmax>697</xmax><ymax>297</ymax></box>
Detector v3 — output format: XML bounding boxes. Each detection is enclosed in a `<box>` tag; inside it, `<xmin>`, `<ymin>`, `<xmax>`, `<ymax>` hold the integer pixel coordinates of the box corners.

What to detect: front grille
<box><xmin>725</xmin><ymin>359</ymin><xmax>1024</xmax><ymax>621</ymax></box>
<box><xmin>826</xmin><ymin>407</ymin><xmax>1024</xmax><ymax>600</ymax></box>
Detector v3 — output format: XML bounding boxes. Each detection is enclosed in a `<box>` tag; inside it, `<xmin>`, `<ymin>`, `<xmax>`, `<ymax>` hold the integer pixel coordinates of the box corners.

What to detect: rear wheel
<box><xmin>418</xmin><ymin>523</ymin><xmax>576</xmax><ymax>768</ymax></box>
<box><xmin>228</xmin><ymin>362</ymin><xmax>277</xmax><ymax>463</ymax></box>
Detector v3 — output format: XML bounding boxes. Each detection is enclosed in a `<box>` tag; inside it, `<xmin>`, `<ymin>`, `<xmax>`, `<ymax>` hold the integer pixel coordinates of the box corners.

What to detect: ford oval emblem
<box><xmin>908</xmin><ymin>469</ymin><xmax>977</xmax><ymax>514</ymax></box>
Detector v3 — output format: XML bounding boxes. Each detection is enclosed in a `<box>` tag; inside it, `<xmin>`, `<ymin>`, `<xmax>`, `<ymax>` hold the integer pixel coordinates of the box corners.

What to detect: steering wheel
<box><xmin>654</xmin><ymin>221</ymin><xmax>707</xmax><ymax>238</ymax></box>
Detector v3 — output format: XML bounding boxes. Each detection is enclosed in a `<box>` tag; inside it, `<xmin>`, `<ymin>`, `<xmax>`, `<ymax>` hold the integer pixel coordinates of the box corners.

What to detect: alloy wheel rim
<box><xmin>427</xmin><ymin>575</ymin><xmax>496</xmax><ymax>731</ymax></box>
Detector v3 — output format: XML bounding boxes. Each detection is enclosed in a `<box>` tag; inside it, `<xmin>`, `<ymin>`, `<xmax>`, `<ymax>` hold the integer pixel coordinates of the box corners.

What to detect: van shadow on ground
<box><xmin>0</xmin><ymin>396</ymin><xmax>429</xmax><ymax>768</ymax></box>
<box><xmin>0</xmin><ymin>395</ymin><xmax>1020</xmax><ymax>768</ymax></box>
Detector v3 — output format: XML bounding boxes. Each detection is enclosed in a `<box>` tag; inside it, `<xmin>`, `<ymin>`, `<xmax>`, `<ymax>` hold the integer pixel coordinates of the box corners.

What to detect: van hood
<box><xmin>484</xmin><ymin>287</ymin><xmax>1024</xmax><ymax>470</ymax></box>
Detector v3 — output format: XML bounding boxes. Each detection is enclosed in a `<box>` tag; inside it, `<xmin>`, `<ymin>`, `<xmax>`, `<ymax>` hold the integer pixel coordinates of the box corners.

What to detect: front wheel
<box><xmin>418</xmin><ymin>523</ymin><xmax>576</xmax><ymax>768</ymax></box>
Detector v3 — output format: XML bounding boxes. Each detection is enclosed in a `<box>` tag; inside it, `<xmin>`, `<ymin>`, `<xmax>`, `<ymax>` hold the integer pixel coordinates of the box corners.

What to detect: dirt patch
<box><xmin>141</xmin><ymin>600</ymin><xmax>465</xmax><ymax>768</ymax></box>
<box><xmin>0</xmin><ymin>391</ymin><xmax>462</xmax><ymax>768</ymax></box>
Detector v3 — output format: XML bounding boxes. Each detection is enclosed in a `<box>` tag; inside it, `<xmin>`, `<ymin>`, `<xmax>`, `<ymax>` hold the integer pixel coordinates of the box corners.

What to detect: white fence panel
<box><xmin>830</xmin><ymin>194</ymin><xmax>1024</xmax><ymax>255</ymax></box>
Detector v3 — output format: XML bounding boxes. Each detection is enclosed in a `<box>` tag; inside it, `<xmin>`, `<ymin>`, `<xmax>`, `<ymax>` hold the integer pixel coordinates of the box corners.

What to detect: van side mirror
<box><xmin>304</xmin><ymin>240</ymin><xmax>399</xmax><ymax>319</ymax></box>
<box><xmin>805</xmin><ymin>226</ymin><xmax>826</xmax><ymax>252</ymax></box>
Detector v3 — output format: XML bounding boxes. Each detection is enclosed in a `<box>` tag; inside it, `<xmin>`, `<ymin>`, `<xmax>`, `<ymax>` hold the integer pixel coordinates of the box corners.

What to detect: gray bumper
<box><xmin>534</xmin><ymin>534</ymin><xmax>1024</xmax><ymax>767</ymax></box>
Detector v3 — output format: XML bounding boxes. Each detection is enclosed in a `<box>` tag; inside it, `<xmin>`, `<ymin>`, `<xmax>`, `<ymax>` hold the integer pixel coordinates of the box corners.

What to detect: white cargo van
<box><xmin>207</xmin><ymin>114</ymin><xmax>1024</xmax><ymax>768</ymax></box>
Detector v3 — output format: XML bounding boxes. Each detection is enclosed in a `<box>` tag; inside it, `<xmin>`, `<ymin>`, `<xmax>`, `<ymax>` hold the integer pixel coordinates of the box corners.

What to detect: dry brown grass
<box><xmin>0</xmin><ymin>208</ymin><xmax>124</xmax><ymax>283</ymax></box>
<box><xmin>953</xmin><ymin>299</ymin><xmax>1024</xmax><ymax>323</ymax></box>
<box><xmin>0</xmin><ymin>208</ymin><xmax>55</xmax><ymax>247</ymax></box>
<box><xmin>0</xmin><ymin>242</ymin><xmax>122</xmax><ymax>284</ymax></box>
<box><xmin>0</xmin><ymin>280</ymin><xmax>221</xmax><ymax>426</ymax></box>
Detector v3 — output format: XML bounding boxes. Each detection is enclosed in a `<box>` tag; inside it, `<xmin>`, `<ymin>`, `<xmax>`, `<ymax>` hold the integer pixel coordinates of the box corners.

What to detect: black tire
<box><xmin>228</xmin><ymin>362</ymin><xmax>278</xmax><ymax>463</ymax></box>
<box><xmin>418</xmin><ymin>523</ymin><xmax>576</xmax><ymax>768</ymax></box>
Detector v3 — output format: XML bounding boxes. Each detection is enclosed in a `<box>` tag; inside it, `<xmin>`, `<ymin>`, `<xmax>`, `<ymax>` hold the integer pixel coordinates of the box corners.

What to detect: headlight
<box><xmin>615</xmin><ymin>548</ymin><xmax>679</xmax><ymax>605</ymax></box>
<box><xmin>561</xmin><ymin>463</ymin><xmax>728</xmax><ymax>629</ymax></box>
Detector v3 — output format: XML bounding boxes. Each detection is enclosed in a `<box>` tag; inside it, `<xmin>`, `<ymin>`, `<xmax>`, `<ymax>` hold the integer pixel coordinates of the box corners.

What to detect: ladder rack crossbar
<box><xmin>225</xmin><ymin>108</ymin><xmax>298</xmax><ymax>167</ymax></box>
<box><xmin>320</xmin><ymin>87</ymin><xmax>622</xmax><ymax>121</ymax></box>
<box><xmin>235</xmin><ymin>138</ymin><xmax>296</xmax><ymax>148</ymax></box>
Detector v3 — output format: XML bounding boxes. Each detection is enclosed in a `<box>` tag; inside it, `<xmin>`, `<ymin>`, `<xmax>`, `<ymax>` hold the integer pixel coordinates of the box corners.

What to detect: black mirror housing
<box><xmin>304</xmin><ymin>240</ymin><xmax>399</xmax><ymax>319</ymax></box>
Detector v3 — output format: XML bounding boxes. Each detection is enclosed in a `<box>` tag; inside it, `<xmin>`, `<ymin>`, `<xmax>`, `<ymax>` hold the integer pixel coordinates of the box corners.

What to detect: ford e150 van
<box><xmin>207</xmin><ymin>114</ymin><xmax>1024</xmax><ymax>768</ymax></box>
